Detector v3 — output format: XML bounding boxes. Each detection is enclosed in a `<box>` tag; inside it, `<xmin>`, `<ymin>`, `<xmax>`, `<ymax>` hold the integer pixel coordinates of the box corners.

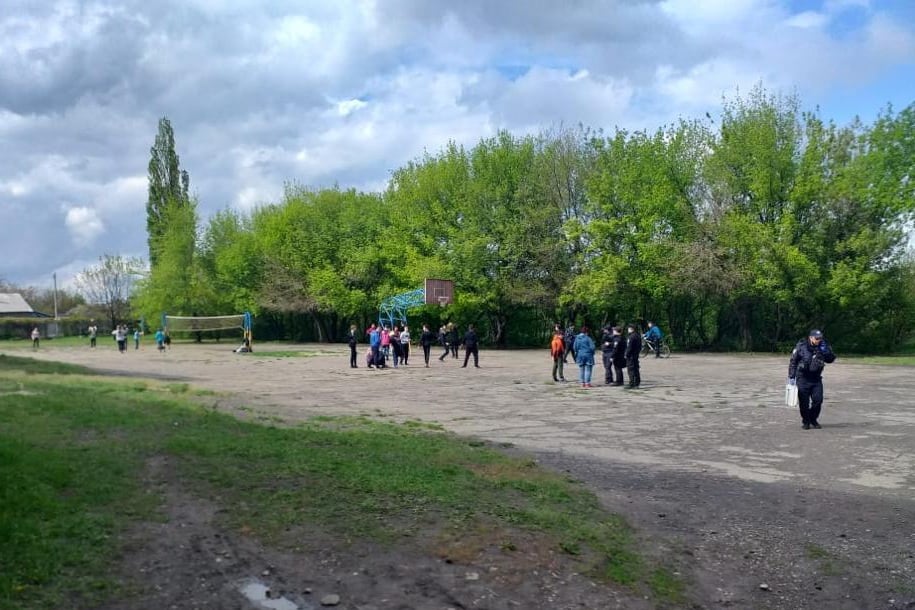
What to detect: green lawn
<box><xmin>0</xmin><ymin>355</ymin><xmax>682</xmax><ymax>609</ymax></box>
<box><xmin>842</xmin><ymin>355</ymin><xmax>915</xmax><ymax>366</ymax></box>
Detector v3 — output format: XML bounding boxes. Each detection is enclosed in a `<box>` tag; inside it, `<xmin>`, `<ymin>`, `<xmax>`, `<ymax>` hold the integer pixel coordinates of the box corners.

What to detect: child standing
<box><xmin>550</xmin><ymin>329</ymin><xmax>566</xmax><ymax>382</ymax></box>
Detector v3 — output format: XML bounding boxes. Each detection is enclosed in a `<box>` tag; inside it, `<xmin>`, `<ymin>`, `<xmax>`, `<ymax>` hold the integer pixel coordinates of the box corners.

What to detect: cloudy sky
<box><xmin>2</xmin><ymin>0</ymin><xmax>914</xmax><ymax>288</ymax></box>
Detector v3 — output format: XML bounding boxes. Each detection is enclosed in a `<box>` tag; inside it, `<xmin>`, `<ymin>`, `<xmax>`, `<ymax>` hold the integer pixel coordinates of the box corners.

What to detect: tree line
<box><xmin>129</xmin><ymin>86</ymin><xmax>914</xmax><ymax>352</ymax></box>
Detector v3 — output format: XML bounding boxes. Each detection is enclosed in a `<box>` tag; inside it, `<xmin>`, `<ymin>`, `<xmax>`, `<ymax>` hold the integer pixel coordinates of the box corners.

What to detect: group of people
<box><xmin>344</xmin><ymin>318</ymin><xmax>838</xmax><ymax>430</ymax></box>
<box><xmin>348</xmin><ymin>321</ymin><xmax>481</xmax><ymax>370</ymax></box>
<box><xmin>552</xmin><ymin>323</ymin><xmax>652</xmax><ymax>389</ymax></box>
<box><xmin>80</xmin><ymin>322</ymin><xmax>171</xmax><ymax>353</ymax></box>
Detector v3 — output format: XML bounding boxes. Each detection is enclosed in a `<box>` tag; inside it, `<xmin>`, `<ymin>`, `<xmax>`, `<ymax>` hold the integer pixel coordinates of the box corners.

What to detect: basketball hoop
<box><xmin>437</xmin><ymin>296</ymin><xmax>449</xmax><ymax>308</ymax></box>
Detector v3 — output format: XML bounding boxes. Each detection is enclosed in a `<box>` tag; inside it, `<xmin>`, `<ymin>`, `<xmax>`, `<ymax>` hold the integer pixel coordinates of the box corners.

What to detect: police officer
<box><xmin>610</xmin><ymin>326</ymin><xmax>627</xmax><ymax>386</ymax></box>
<box><xmin>624</xmin><ymin>324</ymin><xmax>642</xmax><ymax>388</ymax></box>
<box><xmin>600</xmin><ymin>326</ymin><xmax>615</xmax><ymax>385</ymax></box>
<box><xmin>461</xmin><ymin>324</ymin><xmax>480</xmax><ymax>368</ymax></box>
<box><xmin>788</xmin><ymin>329</ymin><xmax>836</xmax><ymax>429</ymax></box>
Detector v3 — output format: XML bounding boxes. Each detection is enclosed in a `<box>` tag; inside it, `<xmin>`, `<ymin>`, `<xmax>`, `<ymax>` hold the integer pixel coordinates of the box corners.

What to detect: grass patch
<box><xmin>843</xmin><ymin>355</ymin><xmax>915</xmax><ymax>366</ymax></box>
<box><xmin>648</xmin><ymin>567</ymin><xmax>686</xmax><ymax>603</ymax></box>
<box><xmin>805</xmin><ymin>543</ymin><xmax>843</xmax><ymax>576</ymax></box>
<box><xmin>0</xmin><ymin>354</ymin><xmax>95</xmax><ymax>376</ymax></box>
<box><xmin>0</xmin><ymin>359</ymin><xmax>681</xmax><ymax>609</ymax></box>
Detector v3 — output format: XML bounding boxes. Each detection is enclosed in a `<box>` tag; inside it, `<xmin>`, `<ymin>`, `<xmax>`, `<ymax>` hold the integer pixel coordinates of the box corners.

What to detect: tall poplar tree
<box><xmin>147</xmin><ymin>117</ymin><xmax>190</xmax><ymax>267</ymax></box>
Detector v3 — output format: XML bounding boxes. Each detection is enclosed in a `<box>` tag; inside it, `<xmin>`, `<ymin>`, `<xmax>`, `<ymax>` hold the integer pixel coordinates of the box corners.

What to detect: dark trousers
<box><xmin>90</xmin><ymin>337</ymin><xmax>96</xmax><ymax>348</ymax></box>
<box><xmin>797</xmin><ymin>378</ymin><xmax>824</xmax><ymax>424</ymax></box>
<box><xmin>450</xmin><ymin>343</ymin><xmax>459</xmax><ymax>358</ymax></box>
<box><xmin>463</xmin><ymin>346</ymin><xmax>479</xmax><ymax>367</ymax></box>
<box><xmin>563</xmin><ymin>344</ymin><xmax>573</xmax><ymax>363</ymax></box>
<box><xmin>602</xmin><ymin>352</ymin><xmax>614</xmax><ymax>383</ymax></box>
<box><xmin>402</xmin><ymin>344</ymin><xmax>410</xmax><ymax>364</ymax></box>
<box><xmin>613</xmin><ymin>360</ymin><xmax>625</xmax><ymax>385</ymax></box>
<box><xmin>371</xmin><ymin>345</ymin><xmax>380</xmax><ymax>367</ymax></box>
<box><xmin>626</xmin><ymin>358</ymin><xmax>640</xmax><ymax>387</ymax></box>
<box><xmin>649</xmin><ymin>338</ymin><xmax>660</xmax><ymax>357</ymax></box>
<box><xmin>552</xmin><ymin>357</ymin><xmax>564</xmax><ymax>381</ymax></box>
<box><xmin>422</xmin><ymin>344</ymin><xmax>431</xmax><ymax>365</ymax></box>
<box><xmin>349</xmin><ymin>344</ymin><xmax>357</xmax><ymax>367</ymax></box>
<box><xmin>439</xmin><ymin>344</ymin><xmax>449</xmax><ymax>360</ymax></box>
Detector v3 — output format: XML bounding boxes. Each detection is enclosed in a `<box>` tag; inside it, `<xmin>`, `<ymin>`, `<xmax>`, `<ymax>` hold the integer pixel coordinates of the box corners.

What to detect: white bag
<box><xmin>785</xmin><ymin>384</ymin><xmax>798</xmax><ymax>408</ymax></box>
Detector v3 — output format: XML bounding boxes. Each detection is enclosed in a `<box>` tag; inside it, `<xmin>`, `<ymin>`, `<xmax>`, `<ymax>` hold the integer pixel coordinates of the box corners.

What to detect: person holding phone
<box><xmin>788</xmin><ymin>329</ymin><xmax>837</xmax><ymax>430</ymax></box>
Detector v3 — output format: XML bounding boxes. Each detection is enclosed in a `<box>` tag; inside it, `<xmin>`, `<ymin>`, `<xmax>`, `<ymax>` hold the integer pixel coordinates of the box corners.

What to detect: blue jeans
<box><xmin>579</xmin><ymin>364</ymin><xmax>593</xmax><ymax>384</ymax></box>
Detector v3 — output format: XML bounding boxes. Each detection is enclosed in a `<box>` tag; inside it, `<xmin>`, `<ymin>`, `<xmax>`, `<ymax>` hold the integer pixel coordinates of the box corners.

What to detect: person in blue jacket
<box><xmin>788</xmin><ymin>329</ymin><xmax>836</xmax><ymax>429</ymax></box>
<box><xmin>645</xmin><ymin>321</ymin><xmax>663</xmax><ymax>358</ymax></box>
<box><xmin>368</xmin><ymin>324</ymin><xmax>382</xmax><ymax>369</ymax></box>
<box><xmin>573</xmin><ymin>326</ymin><xmax>596</xmax><ymax>388</ymax></box>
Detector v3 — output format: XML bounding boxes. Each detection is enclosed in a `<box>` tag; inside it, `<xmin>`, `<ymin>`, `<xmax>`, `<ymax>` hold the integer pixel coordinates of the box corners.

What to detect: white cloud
<box><xmin>65</xmin><ymin>206</ymin><xmax>105</xmax><ymax>247</ymax></box>
<box><xmin>335</xmin><ymin>98</ymin><xmax>367</xmax><ymax>117</ymax></box>
<box><xmin>786</xmin><ymin>11</ymin><xmax>829</xmax><ymax>29</ymax></box>
<box><xmin>1</xmin><ymin>0</ymin><xmax>913</xmax><ymax>284</ymax></box>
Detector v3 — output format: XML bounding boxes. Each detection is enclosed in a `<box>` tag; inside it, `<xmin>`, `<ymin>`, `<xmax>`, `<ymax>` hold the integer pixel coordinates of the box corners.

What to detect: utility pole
<box><xmin>53</xmin><ymin>272</ymin><xmax>59</xmax><ymax>320</ymax></box>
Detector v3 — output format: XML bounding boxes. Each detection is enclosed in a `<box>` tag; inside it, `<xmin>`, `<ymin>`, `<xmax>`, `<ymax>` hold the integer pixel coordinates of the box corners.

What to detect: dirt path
<box><xmin>15</xmin><ymin>343</ymin><xmax>915</xmax><ymax>609</ymax></box>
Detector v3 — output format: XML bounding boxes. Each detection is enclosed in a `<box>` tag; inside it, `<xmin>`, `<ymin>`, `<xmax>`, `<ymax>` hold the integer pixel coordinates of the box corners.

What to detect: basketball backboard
<box><xmin>424</xmin><ymin>278</ymin><xmax>454</xmax><ymax>305</ymax></box>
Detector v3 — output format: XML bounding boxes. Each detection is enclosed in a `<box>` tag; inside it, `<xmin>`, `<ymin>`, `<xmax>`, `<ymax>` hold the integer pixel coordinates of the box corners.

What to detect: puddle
<box><xmin>238</xmin><ymin>579</ymin><xmax>301</xmax><ymax>610</ymax></box>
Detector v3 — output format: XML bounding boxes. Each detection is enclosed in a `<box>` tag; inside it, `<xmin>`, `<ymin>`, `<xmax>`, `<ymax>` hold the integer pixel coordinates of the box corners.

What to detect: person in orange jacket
<box><xmin>550</xmin><ymin>329</ymin><xmax>566</xmax><ymax>382</ymax></box>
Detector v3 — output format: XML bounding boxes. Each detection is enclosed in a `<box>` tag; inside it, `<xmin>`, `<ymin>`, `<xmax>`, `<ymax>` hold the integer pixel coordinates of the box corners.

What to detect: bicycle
<box><xmin>641</xmin><ymin>335</ymin><xmax>671</xmax><ymax>358</ymax></box>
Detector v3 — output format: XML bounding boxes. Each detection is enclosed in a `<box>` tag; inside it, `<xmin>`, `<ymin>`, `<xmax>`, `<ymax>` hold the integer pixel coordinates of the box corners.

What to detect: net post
<box><xmin>244</xmin><ymin>311</ymin><xmax>253</xmax><ymax>352</ymax></box>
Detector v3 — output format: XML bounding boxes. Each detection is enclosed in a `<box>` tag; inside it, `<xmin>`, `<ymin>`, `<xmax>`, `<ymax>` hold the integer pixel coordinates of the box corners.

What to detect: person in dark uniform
<box><xmin>420</xmin><ymin>323</ymin><xmax>435</xmax><ymax>367</ymax></box>
<box><xmin>788</xmin><ymin>329</ymin><xmax>836</xmax><ymax>429</ymax></box>
<box><xmin>461</xmin><ymin>324</ymin><xmax>480</xmax><ymax>368</ymax></box>
<box><xmin>438</xmin><ymin>325</ymin><xmax>449</xmax><ymax>361</ymax></box>
<box><xmin>563</xmin><ymin>325</ymin><xmax>576</xmax><ymax>363</ymax></box>
<box><xmin>610</xmin><ymin>326</ymin><xmax>626</xmax><ymax>386</ymax></box>
<box><xmin>624</xmin><ymin>324</ymin><xmax>642</xmax><ymax>388</ymax></box>
<box><xmin>448</xmin><ymin>323</ymin><xmax>460</xmax><ymax>359</ymax></box>
<box><xmin>347</xmin><ymin>324</ymin><xmax>358</xmax><ymax>368</ymax></box>
<box><xmin>600</xmin><ymin>326</ymin><xmax>616</xmax><ymax>385</ymax></box>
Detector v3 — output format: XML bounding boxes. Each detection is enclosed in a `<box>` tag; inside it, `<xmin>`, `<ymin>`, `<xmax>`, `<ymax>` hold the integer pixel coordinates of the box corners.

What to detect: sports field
<box><xmin>9</xmin><ymin>341</ymin><xmax>915</xmax><ymax>608</ymax></box>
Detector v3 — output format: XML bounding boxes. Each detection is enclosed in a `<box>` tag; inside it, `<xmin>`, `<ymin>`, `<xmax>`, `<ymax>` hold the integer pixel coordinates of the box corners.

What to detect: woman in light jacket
<box><xmin>573</xmin><ymin>327</ymin><xmax>596</xmax><ymax>388</ymax></box>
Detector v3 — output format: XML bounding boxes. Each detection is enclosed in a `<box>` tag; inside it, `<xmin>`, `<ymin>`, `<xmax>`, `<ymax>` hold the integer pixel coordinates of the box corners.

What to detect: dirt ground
<box><xmin>15</xmin><ymin>342</ymin><xmax>915</xmax><ymax>609</ymax></box>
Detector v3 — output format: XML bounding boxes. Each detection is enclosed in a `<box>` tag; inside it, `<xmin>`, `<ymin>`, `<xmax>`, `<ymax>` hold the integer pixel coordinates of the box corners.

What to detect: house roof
<box><xmin>0</xmin><ymin>293</ymin><xmax>36</xmax><ymax>314</ymax></box>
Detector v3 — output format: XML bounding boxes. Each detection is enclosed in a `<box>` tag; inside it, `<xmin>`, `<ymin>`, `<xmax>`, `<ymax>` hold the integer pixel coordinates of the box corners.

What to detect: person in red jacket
<box><xmin>550</xmin><ymin>329</ymin><xmax>566</xmax><ymax>382</ymax></box>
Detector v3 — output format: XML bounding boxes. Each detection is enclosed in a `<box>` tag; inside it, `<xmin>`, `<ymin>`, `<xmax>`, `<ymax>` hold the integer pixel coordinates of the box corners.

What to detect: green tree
<box><xmin>147</xmin><ymin>117</ymin><xmax>190</xmax><ymax>267</ymax></box>
<box><xmin>135</xmin><ymin>200</ymin><xmax>213</xmax><ymax>324</ymax></box>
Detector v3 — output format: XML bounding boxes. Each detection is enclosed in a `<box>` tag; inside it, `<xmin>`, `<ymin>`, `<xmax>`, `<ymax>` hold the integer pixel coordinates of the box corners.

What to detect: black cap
<box><xmin>809</xmin><ymin>329</ymin><xmax>823</xmax><ymax>338</ymax></box>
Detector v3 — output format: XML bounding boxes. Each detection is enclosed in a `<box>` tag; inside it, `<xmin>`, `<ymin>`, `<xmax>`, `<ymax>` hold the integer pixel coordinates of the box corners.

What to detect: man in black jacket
<box><xmin>420</xmin><ymin>324</ymin><xmax>436</xmax><ymax>367</ymax></box>
<box><xmin>449</xmin><ymin>324</ymin><xmax>460</xmax><ymax>359</ymax></box>
<box><xmin>788</xmin><ymin>329</ymin><xmax>837</xmax><ymax>429</ymax></box>
<box><xmin>624</xmin><ymin>324</ymin><xmax>642</xmax><ymax>388</ymax></box>
<box><xmin>600</xmin><ymin>326</ymin><xmax>616</xmax><ymax>385</ymax></box>
<box><xmin>610</xmin><ymin>326</ymin><xmax>627</xmax><ymax>386</ymax></box>
<box><xmin>461</xmin><ymin>324</ymin><xmax>480</xmax><ymax>368</ymax></box>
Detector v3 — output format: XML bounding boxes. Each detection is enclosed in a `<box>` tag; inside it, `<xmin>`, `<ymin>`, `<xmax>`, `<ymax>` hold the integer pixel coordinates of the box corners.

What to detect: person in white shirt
<box><xmin>400</xmin><ymin>325</ymin><xmax>412</xmax><ymax>365</ymax></box>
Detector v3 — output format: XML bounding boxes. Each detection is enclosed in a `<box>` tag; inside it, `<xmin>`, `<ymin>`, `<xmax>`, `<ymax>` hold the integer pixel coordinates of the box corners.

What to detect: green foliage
<box><xmin>146</xmin><ymin>117</ymin><xmax>190</xmax><ymax>267</ymax></box>
<box><xmin>138</xmin><ymin>91</ymin><xmax>915</xmax><ymax>351</ymax></box>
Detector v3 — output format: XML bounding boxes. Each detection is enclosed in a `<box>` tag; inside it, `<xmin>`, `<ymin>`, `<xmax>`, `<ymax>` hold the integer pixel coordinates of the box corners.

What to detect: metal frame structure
<box><xmin>377</xmin><ymin>280</ymin><xmax>454</xmax><ymax>328</ymax></box>
<box><xmin>378</xmin><ymin>289</ymin><xmax>427</xmax><ymax>329</ymax></box>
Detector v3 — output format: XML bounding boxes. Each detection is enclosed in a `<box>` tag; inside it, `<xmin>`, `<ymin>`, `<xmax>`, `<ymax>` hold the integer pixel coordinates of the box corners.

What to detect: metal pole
<box><xmin>53</xmin><ymin>272</ymin><xmax>59</xmax><ymax>320</ymax></box>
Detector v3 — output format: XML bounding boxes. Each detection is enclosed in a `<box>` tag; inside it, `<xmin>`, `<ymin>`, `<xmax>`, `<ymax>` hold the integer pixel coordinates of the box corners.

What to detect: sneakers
<box><xmin>802</xmin><ymin>422</ymin><xmax>811</xmax><ymax>430</ymax></box>
<box><xmin>811</xmin><ymin>421</ymin><xmax>821</xmax><ymax>429</ymax></box>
